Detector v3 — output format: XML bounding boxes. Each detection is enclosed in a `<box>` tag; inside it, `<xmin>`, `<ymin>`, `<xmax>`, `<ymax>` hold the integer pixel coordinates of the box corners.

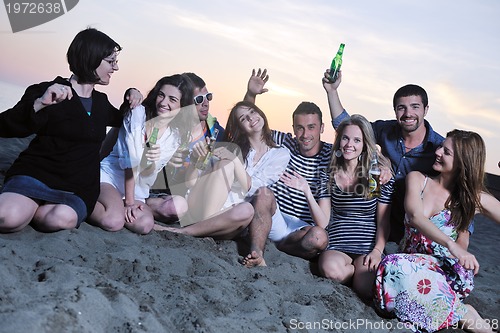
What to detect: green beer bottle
<box><xmin>329</xmin><ymin>43</ymin><xmax>345</xmax><ymax>83</ymax></box>
<box><xmin>146</xmin><ymin>127</ymin><xmax>159</xmax><ymax>147</ymax></box>
<box><xmin>195</xmin><ymin>128</ymin><xmax>219</xmax><ymax>170</ymax></box>
<box><xmin>146</xmin><ymin>127</ymin><xmax>159</xmax><ymax>165</ymax></box>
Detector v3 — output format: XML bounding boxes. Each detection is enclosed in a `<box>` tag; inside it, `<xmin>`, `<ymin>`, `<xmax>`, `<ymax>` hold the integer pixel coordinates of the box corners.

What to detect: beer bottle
<box><xmin>146</xmin><ymin>127</ymin><xmax>159</xmax><ymax>147</ymax></box>
<box><xmin>195</xmin><ymin>128</ymin><xmax>219</xmax><ymax>170</ymax></box>
<box><xmin>329</xmin><ymin>43</ymin><xmax>345</xmax><ymax>83</ymax></box>
<box><xmin>168</xmin><ymin>130</ymin><xmax>192</xmax><ymax>179</ymax></box>
<box><xmin>146</xmin><ymin>127</ymin><xmax>159</xmax><ymax>165</ymax></box>
<box><xmin>368</xmin><ymin>151</ymin><xmax>381</xmax><ymax>199</ymax></box>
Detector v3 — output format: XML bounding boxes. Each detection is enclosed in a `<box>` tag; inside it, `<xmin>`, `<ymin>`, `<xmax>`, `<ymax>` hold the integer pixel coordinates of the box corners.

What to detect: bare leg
<box><xmin>318</xmin><ymin>250</ymin><xmax>355</xmax><ymax>284</ymax></box>
<box><xmin>0</xmin><ymin>193</ymin><xmax>38</xmax><ymax>233</ymax></box>
<box><xmin>87</xmin><ymin>183</ymin><xmax>125</xmax><ymax>232</ymax></box>
<box><xmin>146</xmin><ymin>195</ymin><xmax>187</xmax><ymax>223</ymax></box>
<box><xmin>241</xmin><ymin>187</ymin><xmax>275</xmax><ymax>267</ymax></box>
<box><xmin>458</xmin><ymin>304</ymin><xmax>494</xmax><ymax>333</ymax></box>
<box><xmin>32</xmin><ymin>204</ymin><xmax>78</xmax><ymax>232</ymax></box>
<box><xmin>276</xmin><ymin>225</ymin><xmax>328</xmax><ymax>260</ymax></box>
<box><xmin>155</xmin><ymin>202</ymin><xmax>254</xmax><ymax>240</ymax></box>
<box><xmin>187</xmin><ymin>159</ymin><xmax>235</xmax><ymax>221</ymax></box>
<box><xmin>351</xmin><ymin>255</ymin><xmax>376</xmax><ymax>300</ymax></box>
<box><xmin>124</xmin><ymin>200</ymin><xmax>155</xmax><ymax>235</ymax></box>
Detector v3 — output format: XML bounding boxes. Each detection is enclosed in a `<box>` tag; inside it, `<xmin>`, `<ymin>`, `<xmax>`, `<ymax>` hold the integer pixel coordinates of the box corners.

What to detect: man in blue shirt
<box><xmin>323</xmin><ymin>70</ymin><xmax>447</xmax><ymax>243</ymax></box>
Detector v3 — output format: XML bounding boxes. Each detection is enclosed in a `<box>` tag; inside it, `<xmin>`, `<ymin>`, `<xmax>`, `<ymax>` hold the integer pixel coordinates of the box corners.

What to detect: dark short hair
<box><xmin>182</xmin><ymin>72</ymin><xmax>206</xmax><ymax>90</ymax></box>
<box><xmin>393</xmin><ymin>84</ymin><xmax>428</xmax><ymax>109</ymax></box>
<box><xmin>292</xmin><ymin>101</ymin><xmax>322</xmax><ymax>124</ymax></box>
<box><xmin>66</xmin><ymin>27</ymin><xmax>122</xmax><ymax>84</ymax></box>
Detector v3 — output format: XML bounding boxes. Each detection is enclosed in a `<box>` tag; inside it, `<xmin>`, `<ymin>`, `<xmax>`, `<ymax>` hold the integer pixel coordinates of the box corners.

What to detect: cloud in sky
<box><xmin>1</xmin><ymin>0</ymin><xmax>499</xmax><ymax>173</ymax></box>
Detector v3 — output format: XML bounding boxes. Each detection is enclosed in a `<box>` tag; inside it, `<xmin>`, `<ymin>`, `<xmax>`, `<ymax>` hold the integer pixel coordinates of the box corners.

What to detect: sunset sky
<box><xmin>1</xmin><ymin>0</ymin><xmax>499</xmax><ymax>175</ymax></box>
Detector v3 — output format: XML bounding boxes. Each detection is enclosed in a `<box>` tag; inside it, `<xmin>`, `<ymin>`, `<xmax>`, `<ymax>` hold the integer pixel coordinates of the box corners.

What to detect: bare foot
<box><xmin>240</xmin><ymin>250</ymin><xmax>267</xmax><ymax>268</ymax></box>
<box><xmin>153</xmin><ymin>223</ymin><xmax>185</xmax><ymax>234</ymax></box>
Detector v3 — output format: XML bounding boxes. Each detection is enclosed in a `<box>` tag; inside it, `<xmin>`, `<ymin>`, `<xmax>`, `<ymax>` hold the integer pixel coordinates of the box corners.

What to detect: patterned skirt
<box><xmin>374</xmin><ymin>253</ymin><xmax>474</xmax><ymax>333</ymax></box>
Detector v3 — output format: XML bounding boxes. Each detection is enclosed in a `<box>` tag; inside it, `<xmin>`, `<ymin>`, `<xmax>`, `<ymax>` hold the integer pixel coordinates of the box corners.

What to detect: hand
<box><xmin>167</xmin><ymin>144</ymin><xmax>191</xmax><ymax>169</ymax></box>
<box><xmin>364</xmin><ymin>248</ymin><xmax>383</xmax><ymax>272</ymax></box>
<box><xmin>124</xmin><ymin>203</ymin><xmax>145</xmax><ymax>224</ymax></box>
<box><xmin>212</xmin><ymin>146</ymin><xmax>236</xmax><ymax>161</ymax></box>
<box><xmin>379</xmin><ymin>165</ymin><xmax>392</xmax><ymax>185</ymax></box>
<box><xmin>191</xmin><ymin>139</ymin><xmax>209</xmax><ymax>161</ymax></box>
<box><xmin>126</xmin><ymin>88</ymin><xmax>143</xmax><ymax>108</ymax></box>
<box><xmin>34</xmin><ymin>83</ymin><xmax>73</xmax><ymax>111</ymax></box>
<box><xmin>280</xmin><ymin>170</ymin><xmax>310</xmax><ymax>193</ymax></box>
<box><xmin>247</xmin><ymin>68</ymin><xmax>269</xmax><ymax>96</ymax></box>
<box><xmin>448</xmin><ymin>241</ymin><xmax>480</xmax><ymax>275</ymax></box>
<box><xmin>322</xmin><ymin>68</ymin><xmax>342</xmax><ymax>93</ymax></box>
<box><xmin>145</xmin><ymin>143</ymin><xmax>161</xmax><ymax>164</ymax></box>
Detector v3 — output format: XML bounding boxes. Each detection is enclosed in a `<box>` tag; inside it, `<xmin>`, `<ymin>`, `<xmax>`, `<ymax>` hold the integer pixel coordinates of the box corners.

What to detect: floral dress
<box><xmin>374</xmin><ymin>200</ymin><xmax>474</xmax><ymax>332</ymax></box>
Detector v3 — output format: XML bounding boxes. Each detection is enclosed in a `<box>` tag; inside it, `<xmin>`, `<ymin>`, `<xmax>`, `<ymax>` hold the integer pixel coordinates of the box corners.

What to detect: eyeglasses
<box><xmin>193</xmin><ymin>92</ymin><xmax>213</xmax><ymax>105</ymax></box>
<box><xmin>103</xmin><ymin>58</ymin><xmax>119</xmax><ymax>68</ymax></box>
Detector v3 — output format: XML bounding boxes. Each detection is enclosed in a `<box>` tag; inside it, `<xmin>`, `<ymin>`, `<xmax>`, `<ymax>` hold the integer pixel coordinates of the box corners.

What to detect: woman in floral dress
<box><xmin>374</xmin><ymin>129</ymin><xmax>500</xmax><ymax>333</ymax></box>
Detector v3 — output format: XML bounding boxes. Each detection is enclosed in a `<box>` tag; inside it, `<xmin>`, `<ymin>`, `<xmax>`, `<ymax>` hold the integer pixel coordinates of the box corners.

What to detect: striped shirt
<box><xmin>270</xmin><ymin>131</ymin><xmax>332</xmax><ymax>225</ymax></box>
<box><xmin>321</xmin><ymin>171</ymin><xmax>394</xmax><ymax>254</ymax></box>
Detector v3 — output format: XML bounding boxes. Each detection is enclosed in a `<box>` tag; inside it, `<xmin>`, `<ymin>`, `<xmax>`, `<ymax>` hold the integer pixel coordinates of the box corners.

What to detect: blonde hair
<box><xmin>329</xmin><ymin>114</ymin><xmax>392</xmax><ymax>199</ymax></box>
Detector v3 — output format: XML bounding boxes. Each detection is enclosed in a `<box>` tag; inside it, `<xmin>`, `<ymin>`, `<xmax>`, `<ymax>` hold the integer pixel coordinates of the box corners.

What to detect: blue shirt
<box><xmin>333</xmin><ymin>110</ymin><xmax>444</xmax><ymax>180</ymax></box>
<box><xmin>333</xmin><ymin>110</ymin><xmax>447</xmax><ymax>242</ymax></box>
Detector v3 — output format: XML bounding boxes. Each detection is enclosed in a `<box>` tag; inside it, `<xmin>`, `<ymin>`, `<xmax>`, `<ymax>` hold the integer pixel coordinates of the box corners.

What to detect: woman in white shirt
<box><xmin>89</xmin><ymin>74</ymin><xmax>194</xmax><ymax>234</ymax></box>
<box><xmin>156</xmin><ymin>100</ymin><xmax>290</xmax><ymax>239</ymax></box>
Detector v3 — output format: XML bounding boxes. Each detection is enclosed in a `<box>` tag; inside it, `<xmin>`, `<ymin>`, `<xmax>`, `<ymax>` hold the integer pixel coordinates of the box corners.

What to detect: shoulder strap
<box><xmin>420</xmin><ymin>176</ymin><xmax>429</xmax><ymax>199</ymax></box>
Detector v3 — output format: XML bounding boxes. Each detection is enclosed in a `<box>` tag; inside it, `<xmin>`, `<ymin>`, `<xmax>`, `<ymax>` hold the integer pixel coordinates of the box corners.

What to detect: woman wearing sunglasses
<box><xmin>90</xmin><ymin>74</ymin><xmax>195</xmax><ymax>234</ymax></box>
<box><xmin>0</xmin><ymin>28</ymin><xmax>141</xmax><ymax>233</ymax></box>
<box><xmin>155</xmin><ymin>101</ymin><xmax>290</xmax><ymax>240</ymax></box>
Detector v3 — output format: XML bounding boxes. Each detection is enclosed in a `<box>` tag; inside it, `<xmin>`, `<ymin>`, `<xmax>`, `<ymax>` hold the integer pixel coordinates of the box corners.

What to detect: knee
<box><xmin>127</xmin><ymin>216</ymin><xmax>155</xmax><ymax>235</ymax></box>
<box><xmin>230</xmin><ymin>202</ymin><xmax>254</xmax><ymax>226</ymax></box>
<box><xmin>98</xmin><ymin>214</ymin><xmax>125</xmax><ymax>232</ymax></box>
<box><xmin>304</xmin><ymin>226</ymin><xmax>328</xmax><ymax>251</ymax></box>
<box><xmin>38</xmin><ymin>207</ymin><xmax>79</xmax><ymax>231</ymax></box>
<box><xmin>170</xmin><ymin>196</ymin><xmax>188</xmax><ymax>218</ymax></box>
<box><xmin>319</xmin><ymin>260</ymin><xmax>352</xmax><ymax>283</ymax></box>
<box><xmin>252</xmin><ymin>187</ymin><xmax>276</xmax><ymax>212</ymax></box>
<box><xmin>0</xmin><ymin>206</ymin><xmax>26</xmax><ymax>232</ymax></box>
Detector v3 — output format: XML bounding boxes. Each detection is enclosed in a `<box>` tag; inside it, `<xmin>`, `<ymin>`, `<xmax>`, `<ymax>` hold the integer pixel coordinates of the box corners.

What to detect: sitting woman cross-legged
<box><xmin>89</xmin><ymin>74</ymin><xmax>193</xmax><ymax>234</ymax></box>
<box><xmin>155</xmin><ymin>100</ymin><xmax>290</xmax><ymax>240</ymax></box>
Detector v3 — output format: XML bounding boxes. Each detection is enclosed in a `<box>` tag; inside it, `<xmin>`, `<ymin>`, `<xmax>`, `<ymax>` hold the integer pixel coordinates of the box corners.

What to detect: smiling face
<box><xmin>193</xmin><ymin>86</ymin><xmax>210</xmax><ymax>121</ymax></box>
<box><xmin>236</xmin><ymin>106</ymin><xmax>264</xmax><ymax>134</ymax></box>
<box><xmin>95</xmin><ymin>52</ymin><xmax>119</xmax><ymax>85</ymax></box>
<box><xmin>293</xmin><ymin>113</ymin><xmax>324</xmax><ymax>157</ymax></box>
<box><xmin>339</xmin><ymin>124</ymin><xmax>364</xmax><ymax>162</ymax></box>
<box><xmin>433</xmin><ymin>137</ymin><xmax>455</xmax><ymax>173</ymax></box>
<box><xmin>155</xmin><ymin>84</ymin><xmax>182</xmax><ymax>119</ymax></box>
<box><xmin>394</xmin><ymin>95</ymin><xmax>428</xmax><ymax>134</ymax></box>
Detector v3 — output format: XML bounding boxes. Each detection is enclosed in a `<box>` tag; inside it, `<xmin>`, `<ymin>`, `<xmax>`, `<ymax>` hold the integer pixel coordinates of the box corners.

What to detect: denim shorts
<box><xmin>1</xmin><ymin>175</ymin><xmax>87</xmax><ymax>226</ymax></box>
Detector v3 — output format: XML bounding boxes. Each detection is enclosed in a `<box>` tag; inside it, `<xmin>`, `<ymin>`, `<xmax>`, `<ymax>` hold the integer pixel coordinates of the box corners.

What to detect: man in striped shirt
<box><xmin>241</xmin><ymin>69</ymin><xmax>331</xmax><ymax>267</ymax></box>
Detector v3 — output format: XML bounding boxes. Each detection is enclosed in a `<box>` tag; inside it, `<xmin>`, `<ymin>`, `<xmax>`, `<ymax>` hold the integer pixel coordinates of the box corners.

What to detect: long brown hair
<box><xmin>330</xmin><ymin>114</ymin><xmax>392</xmax><ymax>199</ymax></box>
<box><xmin>445</xmin><ymin>129</ymin><xmax>487</xmax><ymax>231</ymax></box>
<box><xmin>222</xmin><ymin>101</ymin><xmax>276</xmax><ymax>162</ymax></box>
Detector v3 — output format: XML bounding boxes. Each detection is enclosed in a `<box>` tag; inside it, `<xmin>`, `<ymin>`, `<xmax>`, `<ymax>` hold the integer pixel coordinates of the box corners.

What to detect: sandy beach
<box><xmin>1</xmin><ymin>137</ymin><xmax>499</xmax><ymax>333</ymax></box>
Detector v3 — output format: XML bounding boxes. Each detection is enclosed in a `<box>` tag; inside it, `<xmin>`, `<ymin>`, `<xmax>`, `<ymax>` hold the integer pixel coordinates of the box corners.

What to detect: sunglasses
<box><xmin>193</xmin><ymin>92</ymin><xmax>213</xmax><ymax>105</ymax></box>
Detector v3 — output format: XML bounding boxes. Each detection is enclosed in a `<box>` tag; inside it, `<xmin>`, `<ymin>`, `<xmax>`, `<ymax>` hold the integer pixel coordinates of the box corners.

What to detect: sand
<box><xmin>1</xmin><ymin>137</ymin><xmax>499</xmax><ymax>333</ymax></box>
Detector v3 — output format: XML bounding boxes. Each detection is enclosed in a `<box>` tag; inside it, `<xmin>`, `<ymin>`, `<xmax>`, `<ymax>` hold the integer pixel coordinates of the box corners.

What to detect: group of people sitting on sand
<box><xmin>1</xmin><ymin>28</ymin><xmax>499</xmax><ymax>333</ymax></box>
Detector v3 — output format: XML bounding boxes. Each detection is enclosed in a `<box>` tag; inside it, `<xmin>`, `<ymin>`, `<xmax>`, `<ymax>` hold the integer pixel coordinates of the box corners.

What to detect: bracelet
<box><xmin>373</xmin><ymin>247</ymin><xmax>383</xmax><ymax>255</ymax></box>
